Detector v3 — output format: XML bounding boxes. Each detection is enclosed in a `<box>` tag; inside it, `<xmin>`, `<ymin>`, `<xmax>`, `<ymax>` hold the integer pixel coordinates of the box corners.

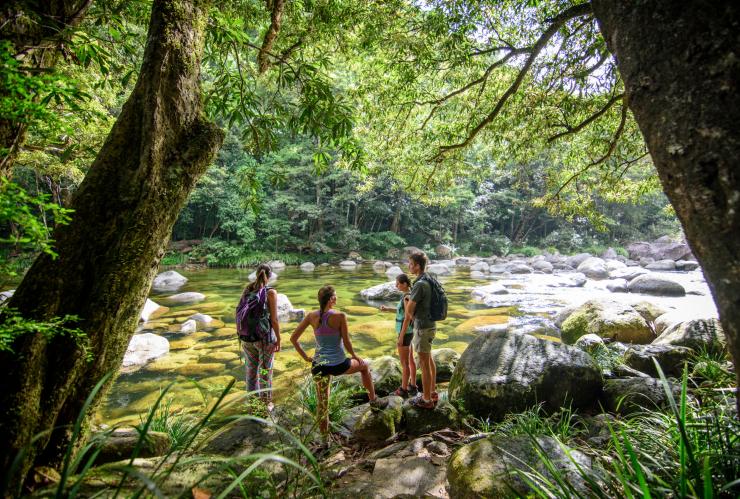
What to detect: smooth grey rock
<box><xmin>566</xmin><ymin>253</ymin><xmax>593</xmax><ymax>268</ymax></box>
<box><xmin>675</xmin><ymin>260</ymin><xmax>700</xmax><ymax>271</ymax></box>
<box><xmin>370</xmin><ymin>457</ymin><xmax>447</xmax><ymax>498</ymax></box>
<box><xmin>95</xmin><ymin>428</ymin><xmax>171</xmax><ymax>465</ymax></box>
<box><xmin>300</xmin><ymin>262</ymin><xmax>315</xmax><ymax>271</ymax></box>
<box><xmin>163</xmin><ymin>291</ymin><xmax>206</xmax><ymax>305</ymax></box>
<box><xmin>609</xmin><ymin>266</ymin><xmax>649</xmax><ymax>281</ymax></box>
<box><xmin>248</xmin><ymin>270</ymin><xmax>278</xmax><ymax>283</ymax></box>
<box><xmin>180</xmin><ymin>319</ymin><xmax>197</xmax><ymax>333</ymax></box>
<box><xmin>628</xmin><ymin>274</ymin><xmax>685</xmax><ymax>297</ymax></box>
<box><xmin>606</xmin><ymin>278</ymin><xmax>629</xmax><ymax>293</ymax></box>
<box><xmin>427</xmin><ymin>263</ymin><xmax>451</xmax><ymax>275</ymax></box>
<box><xmin>341</xmin><ymin>356</ymin><xmax>402</xmax><ymax>396</ymax></box>
<box><xmin>471</xmin><ymin>283</ymin><xmax>508</xmax><ymax>298</ymax></box>
<box><xmin>360</xmin><ymin>281</ymin><xmax>404</xmax><ymax>301</ymax></box>
<box><xmin>577</xmin><ymin>257</ymin><xmax>609</xmax><ymax>279</ymax></box>
<box><xmin>575</xmin><ymin>333</ymin><xmax>605</xmax><ymax>352</ymax></box>
<box><xmin>152</xmin><ymin>270</ymin><xmax>187</xmax><ymax>293</ymax></box>
<box><xmin>432</xmin><ymin>348</ymin><xmax>460</xmax><ymax>382</ymax></box>
<box><xmin>436</xmin><ymin>244</ymin><xmax>454</xmax><ymax>258</ymax></box>
<box><xmin>532</xmin><ymin>260</ymin><xmax>554</xmax><ymax>273</ymax></box>
<box><xmin>471</xmin><ymin>261</ymin><xmax>490</xmax><ymax>272</ymax></box>
<box><xmin>448</xmin><ymin>331</ymin><xmax>602</xmax><ymax>420</ymax></box>
<box><xmin>123</xmin><ymin>333</ymin><xmax>169</xmax><ymax>367</ymax></box>
<box><xmin>624</xmin><ymin>344</ymin><xmax>694</xmax><ymax>377</ymax></box>
<box><xmin>339</xmin><ymin>260</ymin><xmax>358</xmax><ymax>268</ymax></box>
<box><xmin>140</xmin><ymin>298</ymin><xmax>163</xmax><ymax>322</ymax></box>
<box><xmin>602</xmin><ymin>377</ymin><xmax>682</xmax><ymax>414</ymax></box>
<box><xmin>653</xmin><ymin>318</ymin><xmax>725</xmax><ymax>354</ymax></box>
<box><xmin>560</xmin><ymin>300</ymin><xmax>654</xmax><ymax>344</ymax></box>
<box><xmin>402</xmin><ymin>399</ymin><xmax>460</xmax><ymax>436</ymax></box>
<box><xmin>385</xmin><ymin>265</ymin><xmax>404</xmax><ymax>279</ymax></box>
<box><xmin>507</xmin><ymin>263</ymin><xmax>533</xmax><ymax>274</ymax></box>
<box><xmin>470</xmin><ymin>270</ymin><xmax>487</xmax><ymax>279</ymax></box>
<box><xmin>646</xmin><ymin>259</ymin><xmax>677</xmax><ymax>271</ymax></box>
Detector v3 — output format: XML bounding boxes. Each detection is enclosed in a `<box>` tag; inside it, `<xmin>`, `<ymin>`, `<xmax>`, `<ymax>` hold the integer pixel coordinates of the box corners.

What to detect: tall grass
<box><xmin>514</xmin><ymin>362</ymin><xmax>740</xmax><ymax>498</ymax></box>
<box><xmin>5</xmin><ymin>376</ymin><xmax>326</xmax><ymax>498</ymax></box>
<box><xmin>298</xmin><ymin>376</ymin><xmax>362</xmax><ymax>432</ymax></box>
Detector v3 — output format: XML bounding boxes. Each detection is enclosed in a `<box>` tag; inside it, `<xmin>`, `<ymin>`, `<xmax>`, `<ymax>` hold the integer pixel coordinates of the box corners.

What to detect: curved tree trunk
<box><xmin>592</xmin><ymin>0</ymin><xmax>740</xmax><ymax>410</ymax></box>
<box><xmin>0</xmin><ymin>0</ymin><xmax>223</xmax><ymax>491</ymax></box>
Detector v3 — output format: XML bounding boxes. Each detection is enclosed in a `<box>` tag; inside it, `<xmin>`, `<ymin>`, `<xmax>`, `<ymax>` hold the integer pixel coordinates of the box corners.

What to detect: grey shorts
<box><xmin>412</xmin><ymin>327</ymin><xmax>436</xmax><ymax>354</ymax></box>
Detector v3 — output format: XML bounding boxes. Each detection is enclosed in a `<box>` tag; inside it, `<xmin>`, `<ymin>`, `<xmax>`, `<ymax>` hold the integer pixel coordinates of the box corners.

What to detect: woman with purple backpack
<box><xmin>236</xmin><ymin>263</ymin><xmax>281</xmax><ymax>411</ymax></box>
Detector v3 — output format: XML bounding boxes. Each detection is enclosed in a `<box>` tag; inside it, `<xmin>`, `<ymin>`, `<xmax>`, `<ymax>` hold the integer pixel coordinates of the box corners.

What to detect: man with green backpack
<box><xmin>401</xmin><ymin>251</ymin><xmax>448</xmax><ymax>409</ymax></box>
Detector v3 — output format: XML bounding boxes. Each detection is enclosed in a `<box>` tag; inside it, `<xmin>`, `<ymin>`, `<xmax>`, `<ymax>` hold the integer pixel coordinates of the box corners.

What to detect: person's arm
<box><xmin>379</xmin><ymin>304</ymin><xmax>394</xmax><ymax>312</ymax></box>
<box><xmin>402</xmin><ymin>299</ymin><xmax>417</xmax><ymax>337</ymax></box>
<box><xmin>267</xmin><ymin>289</ymin><xmax>280</xmax><ymax>351</ymax></box>
<box><xmin>338</xmin><ymin>313</ymin><xmax>362</xmax><ymax>362</ymax></box>
<box><xmin>290</xmin><ymin>315</ymin><xmax>312</xmax><ymax>363</ymax></box>
<box><xmin>397</xmin><ymin>296</ymin><xmax>411</xmax><ymax>347</ymax></box>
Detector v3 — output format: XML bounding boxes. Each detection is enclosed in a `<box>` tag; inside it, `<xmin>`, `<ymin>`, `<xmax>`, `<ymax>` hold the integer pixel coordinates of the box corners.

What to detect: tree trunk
<box><xmin>390</xmin><ymin>203</ymin><xmax>401</xmax><ymax>233</ymax></box>
<box><xmin>593</xmin><ymin>0</ymin><xmax>740</xmax><ymax>410</ymax></box>
<box><xmin>0</xmin><ymin>1</ymin><xmax>93</xmax><ymax>175</ymax></box>
<box><xmin>0</xmin><ymin>0</ymin><xmax>223</xmax><ymax>491</ymax></box>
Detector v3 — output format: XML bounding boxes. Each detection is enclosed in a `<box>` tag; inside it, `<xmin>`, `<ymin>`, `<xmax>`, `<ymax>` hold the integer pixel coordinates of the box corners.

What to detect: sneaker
<box><xmin>393</xmin><ymin>387</ymin><xmax>409</xmax><ymax>398</ymax></box>
<box><xmin>369</xmin><ymin>397</ymin><xmax>389</xmax><ymax>411</ymax></box>
<box><xmin>408</xmin><ymin>385</ymin><xmax>419</xmax><ymax>396</ymax></box>
<box><xmin>411</xmin><ymin>397</ymin><xmax>435</xmax><ymax>410</ymax></box>
<box><xmin>431</xmin><ymin>391</ymin><xmax>439</xmax><ymax>402</ymax></box>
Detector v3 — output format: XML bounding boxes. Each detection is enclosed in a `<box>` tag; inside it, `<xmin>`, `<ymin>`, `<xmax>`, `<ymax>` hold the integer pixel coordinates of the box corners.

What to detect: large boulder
<box><xmin>566</xmin><ymin>253</ymin><xmax>593</xmax><ymax>268</ymax></box>
<box><xmin>605</xmin><ymin>259</ymin><xmax>627</xmax><ymax>272</ymax></box>
<box><xmin>95</xmin><ymin>428</ymin><xmax>171</xmax><ymax>465</ymax></box>
<box><xmin>432</xmin><ymin>348</ymin><xmax>460</xmax><ymax>382</ymax></box>
<box><xmin>609</xmin><ymin>266</ymin><xmax>649</xmax><ymax>281</ymax></box>
<box><xmin>152</xmin><ymin>270</ymin><xmax>188</xmax><ymax>293</ymax></box>
<box><xmin>646</xmin><ymin>259</ymin><xmax>677</xmax><ymax>271</ymax></box>
<box><xmin>353</xmin><ymin>396</ymin><xmax>404</xmax><ymax>442</ymax></box>
<box><xmin>605</xmin><ymin>279</ymin><xmax>628</xmax><ymax>293</ymax></box>
<box><xmin>122</xmin><ymin>333</ymin><xmax>169</xmax><ymax>368</ymax></box>
<box><xmin>628</xmin><ymin>239</ymin><xmax>693</xmax><ymax>261</ymax></box>
<box><xmin>653</xmin><ymin>318</ymin><xmax>726</xmax><ymax>354</ymax></box>
<box><xmin>276</xmin><ymin>293</ymin><xmax>304</xmax><ymax>323</ymax></box>
<box><xmin>368</xmin><ymin>456</ymin><xmax>447</xmax><ymax>498</ymax></box>
<box><xmin>140</xmin><ymin>299</ymin><xmax>167</xmax><ymax>322</ymax></box>
<box><xmin>448</xmin><ymin>331</ymin><xmax>602</xmax><ymax>420</ymax></box>
<box><xmin>506</xmin><ymin>263</ymin><xmax>533</xmax><ymax>274</ymax></box>
<box><xmin>471</xmin><ymin>283</ymin><xmax>508</xmax><ymax>298</ymax></box>
<box><xmin>427</xmin><ymin>263</ymin><xmax>451</xmax><ymax>275</ymax></box>
<box><xmin>385</xmin><ymin>265</ymin><xmax>404</xmax><ymax>279</ymax></box>
<box><xmin>559</xmin><ymin>300</ymin><xmax>654</xmax><ymax>344</ymax></box>
<box><xmin>623</xmin><ymin>344</ymin><xmax>694</xmax><ymax>377</ymax></box>
<box><xmin>339</xmin><ymin>260</ymin><xmax>358</xmax><ymax>268</ymax></box>
<box><xmin>402</xmin><ymin>246</ymin><xmax>424</xmax><ymax>259</ymax></box>
<box><xmin>675</xmin><ymin>260</ymin><xmax>700</xmax><ymax>271</ymax></box>
<box><xmin>577</xmin><ymin>257</ymin><xmax>609</xmax><ymax>279</ymax></box>
<box><xmin>627</xmin><ymin>274</ymin><xmax>686</xmax><ymax>296</ymax></box>
<box><xmin>403</xmin><ymin>399</ymin><xmax>460</xmax><ymax>436</ymax></box>
<box><xmin>602</xmin><ymin>377</ymin><xmax>682</xmax><ymax>414</ymax></box>
<box><xmin>448</xmin><ymin>435</ymin><xmax>593</xmax><ymax>498</ymax></box>
<box><xmin>470</xmin><ymin>261</ymin><xmax>490</xmax><ymax>272</ymax></box>
<box><xmin>532</xmin><ymin>260</ymin><xmax>554</xmax><ymax>273</ymax></box>
<box><xmin>342</xmin><ymin>356</ymin><xmax>402</xmax><ymax>396</ymax></box>
<box><xmin>360</xmin><ymin>282</ymin><xmax>404</xmax><ymax>301</ymax></box>
<box><xmin>299</xmin><ymin>262</ymin><xmax>315</xmax><ymax>271</ymax></box>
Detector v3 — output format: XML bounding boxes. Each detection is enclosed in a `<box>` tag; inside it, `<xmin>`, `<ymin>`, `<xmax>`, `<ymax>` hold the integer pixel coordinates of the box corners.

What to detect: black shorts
<box><xmin>311</xmin><ymin>358</ymin><xmax>351</xmax><ymax>377</ymax></box>
<box><xmin>399</xmin><ymin>331</ymin><xmax>413</xmax><ymax>347</ymax></box>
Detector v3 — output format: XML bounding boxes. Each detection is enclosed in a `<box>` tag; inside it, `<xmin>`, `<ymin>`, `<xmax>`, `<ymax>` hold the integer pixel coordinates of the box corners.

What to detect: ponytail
<box><xmin>317</xmin><ymin>285</ymin><xmax>335</xmax><ymax>319</ymax></box>
<box><xmin>242</xmin><ymin>263</ymin><xmax>272</xmax><ymax>298</ymax></box>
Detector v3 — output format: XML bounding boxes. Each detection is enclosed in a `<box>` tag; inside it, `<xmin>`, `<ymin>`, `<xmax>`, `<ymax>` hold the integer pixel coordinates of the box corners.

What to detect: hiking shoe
<box><xmin>431</xmin><ymin>391</ymin><xmax>439</xmax><ymax>402</ymax></box>
<box><xmin>408</xmin><ymin>385</ymin><xmax>419</xmax><ymax>396</ymax></box>
<box><xmin>393</xmin><ymin>387</ymin><xmax>409</xmax><ymax>398</ymax></box>
<box><xmin>411</xmin><ymin>397</ymin><xmax>435</xmax><ymax>410</ymax></box>
<box><xmin>369</xmin><ymin>397</ymin><xmax>389</xmax><ymax>411</ymax></box>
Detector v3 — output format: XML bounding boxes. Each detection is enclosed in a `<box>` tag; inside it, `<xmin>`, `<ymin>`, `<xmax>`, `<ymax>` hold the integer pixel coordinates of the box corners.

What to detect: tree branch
<box><xmin>548</xmin><ymin>92</ymin><xmax>623</xmax><ymax>143</ymax></box>
<box><xmin>257</xmin><ymin>0</ymin><xmax>286</xmax><ymax>74</ymax></box>
<box><xmin>434</xmin><ymin>2</ymin><xmax>593</xmax><ymax>159</ymax></box>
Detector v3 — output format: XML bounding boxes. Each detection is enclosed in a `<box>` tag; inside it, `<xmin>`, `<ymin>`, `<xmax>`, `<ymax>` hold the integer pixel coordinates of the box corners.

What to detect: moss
<box><xmin>343</xmin><ymin>305</ymin><xmax>382</xmax><ymax>316</ymax></box>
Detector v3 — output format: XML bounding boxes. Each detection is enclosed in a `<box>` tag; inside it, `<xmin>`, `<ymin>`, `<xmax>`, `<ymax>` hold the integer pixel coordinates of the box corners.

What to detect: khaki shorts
<box><xmin>412</xmin><ymin>327</ymin><xmax>436</xmax><ymax>354</ymax></box>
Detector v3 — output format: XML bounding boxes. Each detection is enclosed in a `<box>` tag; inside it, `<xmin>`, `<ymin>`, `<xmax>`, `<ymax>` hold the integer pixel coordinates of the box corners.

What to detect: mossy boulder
<box><xmin>653</xmin><ymin>318</ymin><xmax>726</xmax><ymax>354</ymax></box>
<box><xmin>448</xmin><ymin>330</ymin><xmax>602</xmax><ymax>420</ymax></box>
<box><xmin>95</xmin><ymin>428</ymin><xmax>171</xmax><ymax>465</ymax></box>
<box><xmin>560</xmin><ymin>300</ymin><xmax>654</xmax><ymax>344</ymax></box>
<box><xmin>353</xmin><ymin>396</ymin><xmax>404</xmax><ymax>442</ymax></box>
<box><xmin>623</xmin><ymin>344</ymin><xmax>693</xmax><ymax>377</ymax></box>
<box><xmin>402</xmin><ymin>399</ymin><xmax>460</xmax><ymax>436</ymax></box>
<box><xmin>448</xmin><ymin>435</ymin><xmax>593</xmax><ymax>498</ymax></box>
<box><xmin>432</xmin><ymin>348</ymin><xmax>460</xmax><ymax>382</ymax></box>
<box><xmin>340</xmin><ymin>355</ymin><xmax>402</xmax><ymax>396</ymax></box>
<box><xmin>602</xmin><ymin>377</ymin><xmax>682</xmax><ymax>414</ymax></box>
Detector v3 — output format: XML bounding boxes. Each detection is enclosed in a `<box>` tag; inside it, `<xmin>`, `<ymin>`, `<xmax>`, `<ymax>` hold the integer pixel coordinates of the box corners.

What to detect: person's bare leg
<box><xmin>344</xmin><ymin>358</ymin><xmax>376</xmax><ymax>400</ymax></box>
<box><xmin>398</xmin><ymin>345</ymin><xmax>410</xmax><ymax>390</ymax></box>
<box><xmin>418</xmin><ymin>352</ymin><xmax>432</xmax><ymax>401</ymax></box>
<box><xmin>315</xmin><ymin>376</ymin><xmax>330</xmax><ymax>435</ymax></box>
<box><xmin>408</xmin><ymin>346</ymin><xmax>417</xmax><ymax>388</ymax></box>
<box><xmin>430</xmin><ymin>354</ymin><xmax>437</xmax><ymax>395</ymax></box>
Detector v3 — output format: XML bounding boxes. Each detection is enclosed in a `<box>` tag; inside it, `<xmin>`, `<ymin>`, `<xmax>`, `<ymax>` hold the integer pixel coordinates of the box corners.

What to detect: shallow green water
<box><xmin>99</xmin><ymin>265</ymin><xmax>512</xmax><ymax>425</ymax></box>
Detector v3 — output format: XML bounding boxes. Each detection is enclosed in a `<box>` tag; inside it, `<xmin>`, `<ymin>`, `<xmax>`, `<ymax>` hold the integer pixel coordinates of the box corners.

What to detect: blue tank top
<box><xmin>314</xmin><ymin>310</ymin><xmax>347</xmax><ymax>366</ymax></box>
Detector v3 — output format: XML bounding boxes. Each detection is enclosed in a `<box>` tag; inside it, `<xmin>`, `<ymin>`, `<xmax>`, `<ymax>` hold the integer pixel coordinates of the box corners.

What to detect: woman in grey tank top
<box><xmin>290</xmin><ymin>285</ymin><xmax>381</xmax><ymax>435</ymax></box>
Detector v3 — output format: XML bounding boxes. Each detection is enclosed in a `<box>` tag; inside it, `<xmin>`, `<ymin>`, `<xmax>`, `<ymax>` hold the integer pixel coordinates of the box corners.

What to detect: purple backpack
<box><xmin>236</xmin><ymin>287</ymin><xmax>274</xmax><ymax>343</ymax></box>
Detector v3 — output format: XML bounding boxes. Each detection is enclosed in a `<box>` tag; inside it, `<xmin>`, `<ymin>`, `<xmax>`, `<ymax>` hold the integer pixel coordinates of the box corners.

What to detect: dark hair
<box><xmin>243</xmin><ymin>263</ymin><xmax>272</xmax><ymax>297</ymax></box>
<box><xmin>318</xmin><ymin>285</ymin><xmax>335</xmax><ymax>318</ymax></box>
<box><xmin>408</xmin><ymin>252</ymin><xmax>428</xmax><ymax>271</ymax></box>
<box><xmin>396</xmin><ymin>273</ymin><xmax>411</xmax><ymax>286</ymax></box>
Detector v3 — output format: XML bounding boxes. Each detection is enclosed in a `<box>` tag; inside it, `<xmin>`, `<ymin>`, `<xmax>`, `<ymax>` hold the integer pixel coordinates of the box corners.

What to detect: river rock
<box><xmin>384</xmin><ymin>265</ymin><xmax>404</xmax><ymax>279</ymax></box>
<box><xmin>187</xmin><ymin>313</ymin><xmax>213</xmax><ymax>324</ymax></box>
<box><xmin>471</xmin><ymin>283</ymin><xmax>508</xmax><ymax>298</ymax></box>
<box><xmin>348</xmin><ymin>251</ymin><xmax>363</xmax><ymax>261</ymax></box>
<box><xmin>606</xmin><ymin>259</ymin><xmax>627</xmax><ymax>271</ymax></box>
<box><xmin>300</xmin><ymin>262</ymin><xmax>315</xmax><ymax>271</ymax></box>
<box><xmin>470</xmin><ymin>270</ymin><xmax>487</xmax><ymax>279</ymax></box>
<box><xmin>653</xmin><ymin>310</ymin><xmax>699</xmax><ymax>335</ymax></box>
<box><xmin>609</xmin><ymin>266</ymin><xmax>649</xmax><ymax>281</ymax></box>
<box><xmin>152</xmin><ymin>270</ymin><xmax>188</xmax><ymax>293</ymax></box>
<box><xmin>577</xmin><ymin>257</ymin><xmax>609</xmax><ymax>279</ymax></box>
<box><xmin>339</xmin><ymin>260</ymin><xmax>358</xmax><ymax>268</ymax></box>
<box><xmin>276</xmin><ymin>293</ymin><xmax>304</xmax><ymax>322</ymax></box>
<box><xmin>653</xmin><ymin>318</ymin><xmax>725</xmax><ymax>354</ymax></box>
<box><xmin>342</xmin><ymin>356</ymin><xmax>402</xmax><ymax>396</ymax></box>
<box><xmin>402</xmin><ymin>399</ymin><xmax>460</xmax><ymax>436</ymax></box>
<box><xmin>140</xmin><ymin>299</ymin><xmax>167</xmax><ymax>322</ymax></box>
<box><xmin>435</xmin><ymin>244</ymin><xmax>453</xmax><ymax>258</ymax></box>
<box><xmin>470</xmin><ymin>261</ymin><xmax>490</xmax><ymax>272</ymax></box>
<box><xmin>426</xmin><ymin>263</ymin><xmax>451</xmax><ymax>275</ymax></box>
<box><xmin>368</xmin><ymin>456</ymin><xmax>447</xmax><ymax>498</ymax></box>
<box><xmin>455</xmin><ymin>257</ymin><xmax>478</xmax><ymax>266</ymax></box>
<box><xmin>95</xmin><ymin>428</ymin><xmax>171</xmax><ymax>465</ymax></box>
<box><xmin>623</xmin><ymin>344</ymin><xmax>694</xmax><ymax>377</ymax></box>
<box><xmin>565</xmin><ymin>253</ymin><xmax>593</xmax><ymax>268</ymax></box>
<box><xmin>560</xmin><ymin>300</ymin><xmax>654</xmax><ymax>344</ymax></box>
<box><xmin>627</xmin><ymin>274</ymin><xmax>685</xmax><ymax>296</ymax></box>
<box><xmin>506</xmin><ymin>263</ymin><xmax>533</xmax><ymax>274</ymax></box>
<box><xmin>574</xmin><ymin>333</ymin><xmax>605</xmax><ymax>352</ymax></box>
<box><xmin>203</xmin><ymin>417</ymin><xmax>279</xmax><ymax>456</ymax></box>
<box><xmin>163</xmin><ymin>292</ymin><xmax>206</xmax><ymax>306</ymax></box>
<box><xmin>630</xmin><ymin>301</ymin><xmax>669</xmax><ymax>324</ymax></box>
<box><xmin>353</xmin><ymin>396</ymin><xmax>404</xmax><ymax>442</ymax></box>
<box><xmin>532</xmin><ymin>260</ymin><xmax>553</xmax><ymax>273</ymax></box>
<box><xmin>602</xmin><ymin>377</ymin><xmax>682</xmax><ymax>414</ymax></box>
<box><xmin>448</xmin><ymin>331</ymin><xmax>601</xmax><ymax>420</ymax></box>
<box><xmin>267</xmin><ymin>260</ymin><xmax>286</xmax><ymax>270</ymax></box>
<box><xmin>0</xmin><ymin>289</ymin><xmax>14</xmax><ymax>305</ymax></box>
<box><xmin>601</xmin><ymin>247</ymin><xmax>618</xmax><ymax>259</ymax></box>
<box><xmin>675</xmin><ymin>259</ymin><xmax>700</xmax><ymax>271</ymax></box>
<box><xmin>606</xmin><ymin>278</ymin><xmax>629</xmax><ymax>293</ymax></box>
<box><xmin>360</xmin><ymin>282</ymin><xmax>403</xmax><ymax>301</ymax></box>
<box><xmin>646</xmin><ymin>259</ymin><xmax>677</xmax><ymax>271</ymax></box>
<box><xmin>448</xmin><ymin>434</ymin><xmax>593</xmax><ymax>498</ymax></box>
<box><xmin>432</xmin><ymin>348</ymin><xmax>460</xmax><ymax>382</ymax></box>
<box><xmin>180</xmin><ymin>319</ymin><xmax>198</xmax><ymax>333</ymax></box>
<box><xmin>373</xmin><ymin>260</ymin><xmax>392</xmax><ymax>269</ymax></box>
<box><xmin>123</xmin><ymin>333</ymin><xmax>169</xmax><ymax>367</ymax></box>
<box><xmin>402</xmin><ymin>246</ymin><xmax>423</xmax><ymax>259</ymax></box>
